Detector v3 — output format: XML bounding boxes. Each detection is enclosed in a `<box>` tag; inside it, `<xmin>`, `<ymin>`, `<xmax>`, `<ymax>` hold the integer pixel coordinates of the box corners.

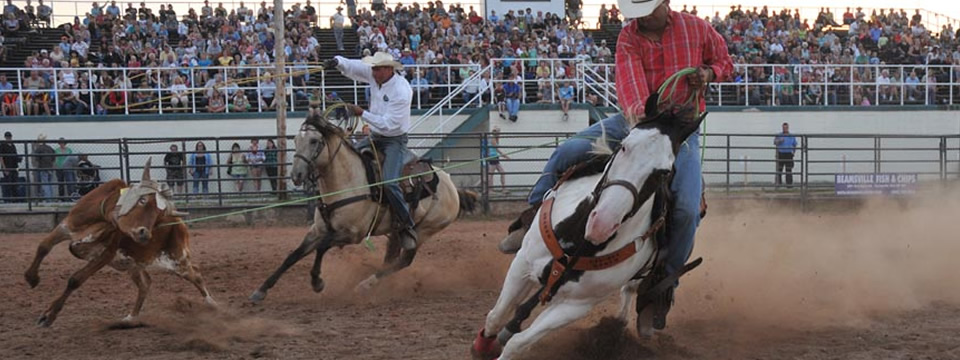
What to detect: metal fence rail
<box><xmin>2</xmin><ymin>132</ymin><xmax>958</xmax><ymax>213</ymax></box>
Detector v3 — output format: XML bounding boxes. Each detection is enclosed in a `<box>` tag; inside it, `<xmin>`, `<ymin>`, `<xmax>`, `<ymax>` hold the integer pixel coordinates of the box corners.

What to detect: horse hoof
<box><xmin>36</xmin><ymin>314</ymin><xmax>53</xmax><ymax>328</ymax></box>
<box><xmin>354</xmin><ymin>276</ymin><xmax>378</xmax><ymax>292</ymax></box>
<box><xmin>249</xmin><ymin>290</ymin><xmax>267</xmax><ymax>304</ymax></box>
<box><xmin>122</xmin><ymin>314</ymin><xmax>136</xmax><ymax>322</ymax></box>
<box><xmin>311</xmin><ymin>277</ymin><xmax>325</xmax><ymax>293</ymax></box>
<box><xmin>471</xmin><ymin>328</ymin><xmax>501</xmax><ymax>360</ymax></box>
<box><xmin>24</xmin><ymin>272</ymin><xmax>39</xmax><ymax>288</ymax></box>
<box><xmin>636</xmin><ymin>306</ymin><xmax>655</xmax><ymax>338</ymax></box>
<box><xmin>204</xmin><ymin>296</ymin><xmax>219</xmax><ymax>307</ymax></box>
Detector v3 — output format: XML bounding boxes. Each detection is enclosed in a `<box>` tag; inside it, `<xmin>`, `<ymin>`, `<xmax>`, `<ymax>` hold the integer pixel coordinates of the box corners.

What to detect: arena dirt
<box><xmin>1</xmin><ymin>192</ymin><xmax>959</xmax><ymax>359</ymax></box>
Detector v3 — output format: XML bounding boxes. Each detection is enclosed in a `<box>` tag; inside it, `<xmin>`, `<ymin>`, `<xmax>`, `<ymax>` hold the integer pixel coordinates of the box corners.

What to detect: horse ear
<box><xmin>644</xmin><ymin>92</ymin><xmax>661</xmax><ymax>119</ymax></box>
<box><xmin>142</xmin><ymin>158</ymin><xmax>152</xmax><ymax>182</ymax></box>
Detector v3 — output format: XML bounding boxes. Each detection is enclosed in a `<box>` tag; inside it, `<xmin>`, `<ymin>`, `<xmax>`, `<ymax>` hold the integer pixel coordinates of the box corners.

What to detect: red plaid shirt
<box><xmin>615</xmin><ymin>11</ymin><xmax>734</xmax><ymax>119</ymax></box>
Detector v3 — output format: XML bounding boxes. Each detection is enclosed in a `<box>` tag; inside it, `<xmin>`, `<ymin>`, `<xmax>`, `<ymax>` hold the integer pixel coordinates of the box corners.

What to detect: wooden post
<box><xmin>274</xmin><ymin>0</ymin><xmax>288</xmax><ymax>200</ymax></box>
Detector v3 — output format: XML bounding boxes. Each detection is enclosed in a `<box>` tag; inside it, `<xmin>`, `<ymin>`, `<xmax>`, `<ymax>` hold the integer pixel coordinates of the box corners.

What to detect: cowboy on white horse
<box><xmin>499</xmin><ymin>0</ymin><xmax>733</xmax><ymax>329</ymax></box>
<box><xmin>324</xmin><ymin>52</ymin><xmax>419</xmax><ymax>251</ymax></box>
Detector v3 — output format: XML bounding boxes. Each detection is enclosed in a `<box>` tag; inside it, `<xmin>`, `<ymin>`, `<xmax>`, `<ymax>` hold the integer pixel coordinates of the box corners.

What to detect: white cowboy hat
<box><xmin>618</xmin><ymin>0</ymin><xmax>665</xmax><ymax>19</ymax></box>
<box><xmin>362</xmin><ymin>51</ymin><xmax>402</xmax><ymax>70</ymax></box>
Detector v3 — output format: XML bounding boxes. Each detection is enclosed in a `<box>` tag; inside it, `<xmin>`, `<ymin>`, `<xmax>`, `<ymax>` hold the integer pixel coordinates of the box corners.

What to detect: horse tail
<box><xmin>457</xmin><ymin>189</ymin><xmax>480</xmax><ymax>217</ymax></box>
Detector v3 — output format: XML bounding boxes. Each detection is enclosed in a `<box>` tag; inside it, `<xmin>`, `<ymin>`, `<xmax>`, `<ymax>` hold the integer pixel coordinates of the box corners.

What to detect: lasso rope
<box><xmin>159</xmin><ymin>131</ymin><xmax>616</xmax><ymax>228</ymax></box>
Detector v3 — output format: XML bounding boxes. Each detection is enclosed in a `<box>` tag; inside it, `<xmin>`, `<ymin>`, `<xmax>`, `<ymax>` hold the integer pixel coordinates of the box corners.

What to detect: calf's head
<box><xmin>114</xmin><ymin>158</ymin><xmax>188</xmax><ymax>243</ymax></box>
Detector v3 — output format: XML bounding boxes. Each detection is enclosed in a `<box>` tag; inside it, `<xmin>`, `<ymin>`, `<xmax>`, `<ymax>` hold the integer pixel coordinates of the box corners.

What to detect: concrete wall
<box><xmin>489</xmin><ymin>108</ymin><xmax>590</xmax><ymax>189</ymax></box>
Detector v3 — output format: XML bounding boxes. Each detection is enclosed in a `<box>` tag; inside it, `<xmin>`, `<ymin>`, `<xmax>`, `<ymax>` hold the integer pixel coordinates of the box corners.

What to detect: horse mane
<box><xmin>303</xmin><ymin>109</ymin><xmax>346</xmax><ymax>139</ymax></box>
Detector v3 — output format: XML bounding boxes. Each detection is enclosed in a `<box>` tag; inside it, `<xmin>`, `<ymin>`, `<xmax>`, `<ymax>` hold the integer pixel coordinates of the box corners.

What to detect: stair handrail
<box><xmin>409</xmin><ymin>63</ymin><xmax>489</xmax><ymax>132</ymax></box>
<box><xmin>579</xmin><ymin>63</ymin><xmax>619</xmax><ymax>110</ymax></box>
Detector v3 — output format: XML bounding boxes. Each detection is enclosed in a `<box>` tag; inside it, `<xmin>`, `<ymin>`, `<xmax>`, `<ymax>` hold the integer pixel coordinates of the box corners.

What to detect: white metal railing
<box><xmin>585</xmin><ymin>63</ymin><xmax>960</xmax><ymax>107</ymax></box>
<box><xmin>410</xmin><ymin>64</ymin><xmax>491</xmax><ymax>152</ymax></box>
<box><xmin>0</xmin><ymin>63</ymin><xmax>495</xmax><ymax>117</ymax></box>
<box><xmin>0</xmin><ymin>63</ymin><xmax>957</xmax><ymax>118</ymax></box>
<box><xmin>578</xmin><ymin>62</ymin><xmax>618</xmax><ymax>109</ymax></box>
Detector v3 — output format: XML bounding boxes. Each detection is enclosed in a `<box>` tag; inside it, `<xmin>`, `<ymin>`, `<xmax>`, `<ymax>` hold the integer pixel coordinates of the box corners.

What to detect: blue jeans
<box><xmin>527</xmin><ymin>113</ymin><xmax>701</xmax><ymax>280</ymax></box>
<box><xmin>506</xmin><ymin>98</ymin><xmax>520</xmax><ymax>116</ymax></box>
<box><xmin>527</xmin><ymin>114</ymin><xmax>631</xmax><ymax>205</ymax></box>
<box><xmin>192</xmin><ymin>172</ymin><xmax>209</xmax><ymax>193</ymax></box>
<box><xmin>57</xmin><ymin>169</ymin><xmax>76</xmax><ymax>197</ymax></box>
<box><xmin>355</xmin><ymin>134</ymin><xmax>414</xmax><ymax>228</ymax></box>
<box><xmin>37</xmin><ymin>170</ymin><xmax>55</xmax><ymax>200</ymax></box>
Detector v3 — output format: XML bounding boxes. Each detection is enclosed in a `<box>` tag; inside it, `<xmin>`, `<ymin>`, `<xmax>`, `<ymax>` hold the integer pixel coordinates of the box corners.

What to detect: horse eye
<box><xmin>138</xmin><ymin>197</ymin><xmax>147</xmax><ymax>205</ymax></box>
<box><xmin>310</xmin><ymin>138</ymin><xmax>318</xmax><ymax>145</ymax></box>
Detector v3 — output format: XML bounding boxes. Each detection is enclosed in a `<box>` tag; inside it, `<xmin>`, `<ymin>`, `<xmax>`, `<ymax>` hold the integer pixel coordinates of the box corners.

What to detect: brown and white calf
<box><xmin>24</xmin><ymin>159</ymin><xmax>215</xmax><ymax>327</ymax></box>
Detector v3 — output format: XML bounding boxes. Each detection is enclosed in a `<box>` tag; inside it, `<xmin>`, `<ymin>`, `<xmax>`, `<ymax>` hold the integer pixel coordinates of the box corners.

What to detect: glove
<box><xmin>323</xmin><ymin>58</ymin><xmax>339</xmax><ymax>69</ymax></box>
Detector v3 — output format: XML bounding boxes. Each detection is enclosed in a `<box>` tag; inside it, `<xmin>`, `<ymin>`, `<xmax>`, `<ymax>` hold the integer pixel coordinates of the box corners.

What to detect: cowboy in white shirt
<box><xmin>325</xmin><ymin>52</ymin><xmax>419</xmax><ymax>251</ymax></box>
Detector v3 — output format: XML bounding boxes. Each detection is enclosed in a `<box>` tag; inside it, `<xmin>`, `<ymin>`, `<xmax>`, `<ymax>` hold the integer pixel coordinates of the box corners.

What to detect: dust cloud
<box><xmin>678</xmin><ymin>190</ymin><xmax>960</xmax><ymax>329</ymax></box>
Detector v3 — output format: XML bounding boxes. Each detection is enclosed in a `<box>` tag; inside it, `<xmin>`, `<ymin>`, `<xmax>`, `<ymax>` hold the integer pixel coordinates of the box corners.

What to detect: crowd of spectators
<box><xmin>1</xmin><ymin>1</ymin><xmax>960</xmax><ymax>116</ymax></box>
<box><xmin>5</xmin><ymin>0</ymin><xmax>323</xmax><ymax>115</ymax></box>
<box><xmin>705</xmin><ymin>5</ymin><xmax>960</xmax><ymax>105</ymax></box>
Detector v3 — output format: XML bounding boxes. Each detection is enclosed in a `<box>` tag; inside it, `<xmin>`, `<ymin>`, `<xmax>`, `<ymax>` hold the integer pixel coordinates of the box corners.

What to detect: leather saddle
<box><xmin>358</xmin><ymin>147</ymin><xmax>439</xmax><ymax>209</ymax></box>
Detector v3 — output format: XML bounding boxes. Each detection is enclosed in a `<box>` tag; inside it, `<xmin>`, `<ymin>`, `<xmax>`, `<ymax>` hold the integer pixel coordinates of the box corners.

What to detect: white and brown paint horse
<box><xmin>249</xmin><ymin>111</ymin><xmax>478</xmax><ymax>303</ymax></box>
<box><xmin>471</xmin><ymin>98</ymin><xmax>705</xmax><ymax>359</ymax></box>
<box><xmin>24</xmin><ymin>159</ymin><xmax>214</xmax><ymax>327</ymax></box>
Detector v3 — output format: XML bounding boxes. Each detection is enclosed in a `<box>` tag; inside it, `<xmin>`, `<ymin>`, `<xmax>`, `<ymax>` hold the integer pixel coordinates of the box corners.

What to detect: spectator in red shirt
<box><xmin>499</xmin><ymin>0</ymin><xmax>733</xmax><ymax>332</ymax></box>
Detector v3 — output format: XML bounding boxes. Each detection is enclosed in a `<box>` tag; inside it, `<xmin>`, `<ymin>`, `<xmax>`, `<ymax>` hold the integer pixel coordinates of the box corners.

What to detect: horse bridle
<box><xmin>590</xmin><ymin>144</ymin><xmax>672</xmax><ymax>223</ymax></box>
<box><xmin>295</xmin><ymin>123</ymin><xmax>346</xmax><ymax>185</ymax></box>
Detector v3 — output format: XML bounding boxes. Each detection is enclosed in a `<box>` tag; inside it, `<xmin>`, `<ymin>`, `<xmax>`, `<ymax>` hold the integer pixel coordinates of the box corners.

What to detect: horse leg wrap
<box><xmin>471</xmin><ymin>328</ymin><xmax>500</xmax><ymax>360</ymax></box>
<box><xmin>496</xmin><ymin>327</ymin><xmax>515</xmax><ymax>346</ymax></box>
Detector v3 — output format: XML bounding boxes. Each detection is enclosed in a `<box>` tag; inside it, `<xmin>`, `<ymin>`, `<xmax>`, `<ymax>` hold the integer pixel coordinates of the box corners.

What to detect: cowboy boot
<box><xmin>497</xmin><ymin>202</ymin><xmax>541</xmax><ymax>254</ymax></box>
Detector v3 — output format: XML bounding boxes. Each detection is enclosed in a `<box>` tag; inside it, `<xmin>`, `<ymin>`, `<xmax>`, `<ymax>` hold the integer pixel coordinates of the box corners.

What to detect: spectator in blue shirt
<box><xmin>503</xmin><ymin>77</ymin><xmax>521</xmax><ymax>122</ymax></box>
<box><xmin>106</xmin><ymin>1</ymin><xmax>120</xmax><ymax>17</ymax></box>
<box><xmin>558</xmin><ymin>81</ymin><xmax>574</xmax><ymax>121</ymax></box>
<box><xmin>774</xmin><ymin>122</ymin><xmax>798</xmax><ymax>187</ymax></box>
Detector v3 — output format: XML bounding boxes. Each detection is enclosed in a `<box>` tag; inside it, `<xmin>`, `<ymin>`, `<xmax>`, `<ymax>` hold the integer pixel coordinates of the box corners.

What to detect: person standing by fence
<box><xmin>245</xmin><ymin>139</ymin><xmax>266</xmax><ymax>192</ymax></box>
<box><xmin>54</xmin><ymin>138</ymin><xmax>77</xmax><ymax>200</ymax></box>
<box><xmin>189</xmin><ymin>141</ymin><xmax>213</xmax><ymax>194</ymax></box>
<box><xmin>227</xmin><ymin>142</ymin><xmax>248</xmax><ymax>192</ymax></box>
<box><xmin>164</xmin><ymin>144</ymin><xmax>186</xmax><ymax>194</ymax></box>
<box><xmin>32</xmin><ymin>134</ymin><xmax>56</xmax><ymax>201</ymax></box>
<box><xmin>1</xmin><ymin>131</ymin><xmax>22</xmax><ymax>202</ymax></box>
<box><xmin>264</xmin><ymin>139</ymin><xmax>279</xmax><ymax>194</ymax></box>
<box><xmin>774</xmin><ymin>122</ymin><xmax>797</xmax><ymax>187</ymax></box>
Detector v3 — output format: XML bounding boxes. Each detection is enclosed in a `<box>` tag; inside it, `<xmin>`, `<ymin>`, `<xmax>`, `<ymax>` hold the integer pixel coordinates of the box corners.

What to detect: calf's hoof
<box><xmin>24</xmin><ymin>271</ymin><xmax>39</xmax><ymax>288</ymax></box>
<box><xmin>36</xmin><ymin>314</ymin><xmax>55</xmax><ymax>328</ymax></box>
